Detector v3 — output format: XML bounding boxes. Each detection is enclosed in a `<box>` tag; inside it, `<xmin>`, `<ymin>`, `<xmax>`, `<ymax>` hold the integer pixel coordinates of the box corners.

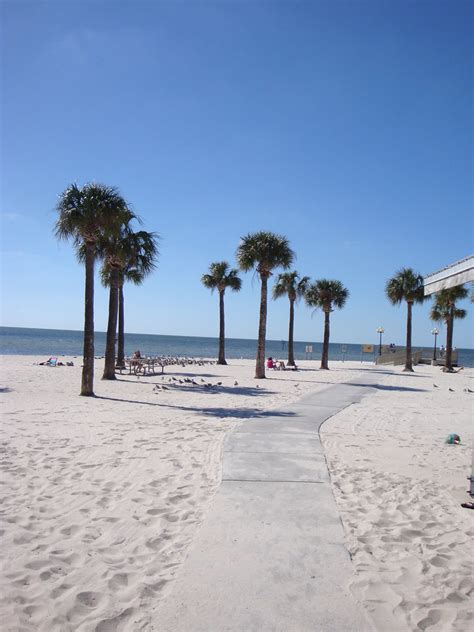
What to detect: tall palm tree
<box><xmin>100</xmin><ymin>228</ymin><xmax>158</xmax><ymax>379</ymax></box>
<box><xmin>385</xmin><ymin>268</ymin><xmax>425</xmax><ymax>372</ymax></box>
<box><xmin>273</xmin><ymin>271</ymin><xmax>309</xmax><ymax>367</ymax></box>
<box><xmin>304</xmin><ymin>280</ymin><xmax>349</xmax><ymax>370</ymax></box>
<box><xmin>431</xmin><ymin>285</ymin><xmax>468</xmax><ymax>372</ymax></box>
<box><xmin>201</xmin><ymin>262</ymin><xmax>242</xmax><ymax>365</ymax></box>
<box><xmin>236</xmin><ymin>231</ymin><xmax>294</xmax><ymax>378</ymax></box>
<box><xmin>55</xmin><ymin>183</ymin><xmax>130</xmax><ymax>396</ymax></box>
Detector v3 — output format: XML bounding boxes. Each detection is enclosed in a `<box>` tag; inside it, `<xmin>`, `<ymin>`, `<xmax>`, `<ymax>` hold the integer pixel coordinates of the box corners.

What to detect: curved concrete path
<box><xmin>157</xmin><ymin>376</ymin><xmax>379</xmax><ymax>631</ymax></box>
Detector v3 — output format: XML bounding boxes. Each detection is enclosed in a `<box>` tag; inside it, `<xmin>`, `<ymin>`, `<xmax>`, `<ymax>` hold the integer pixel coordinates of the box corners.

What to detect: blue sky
<box><xmin>1</xmin><ymin>0</ymin><xmax>473</xmax><ymax>348</ymax></box>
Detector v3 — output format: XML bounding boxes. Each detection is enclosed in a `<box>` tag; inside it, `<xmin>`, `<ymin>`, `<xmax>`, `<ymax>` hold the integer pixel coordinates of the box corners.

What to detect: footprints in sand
<box><xmin>76</xmin><ymin>590</ymin><xmax>103</xmax><ymax>608</ymax></box>
<box><xmin>329</xmin><ymin>463</ymin><xmax>473</xmax><ymax>631</ymax></box>
<box><xmin>1</xmin><ymin>422</ymin><xmax>228</xmax><ymax>632</ymax></box>
<box><xmin>108</xmin><ymin>573</ymin><xmax>128</xmax><ymax>592</ymax></box>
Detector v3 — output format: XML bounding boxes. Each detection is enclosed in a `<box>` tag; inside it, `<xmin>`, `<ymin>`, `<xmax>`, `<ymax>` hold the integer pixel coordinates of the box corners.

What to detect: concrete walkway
<box><xmin>157</xmin><ymin>377</ymin><xmax>379</xmax><ymax>632</ymax></box>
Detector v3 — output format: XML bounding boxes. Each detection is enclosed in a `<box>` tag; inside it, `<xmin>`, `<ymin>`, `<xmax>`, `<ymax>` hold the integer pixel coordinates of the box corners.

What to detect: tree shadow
<box><xmin>161</xmin><ymin>404</ymin><xmax>297</xmax><ymax>419</ymax></box>
<box><xmin>155</xmin><ymin>383</ymin><xmax>274</xmax><ymax>397</ymax></box>
<box><xmin>342</xmin><ymin>366</ymin><xmax>425</xmax><ymax>377</ymax></box>
<box><xmin>342</xmin><ymin>382</ymin><xmax>428</xmax><ymax>392</ymax></box>
<box><xmin>95</xmin><ymin>384</ymin><xmax>273</xmax><ymax>407</ymax></box>
<box><xmin>95</xmin><ymin>395</ymin><xmax>161</xmax><ymax>406</ymax></box>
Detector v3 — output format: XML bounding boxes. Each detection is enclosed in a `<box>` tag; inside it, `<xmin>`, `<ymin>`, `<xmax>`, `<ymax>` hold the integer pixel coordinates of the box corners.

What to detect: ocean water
<box><xmin>1</xmin><ymin>327</ymin><xmax>473</xmax><ymax>367</ymax></box>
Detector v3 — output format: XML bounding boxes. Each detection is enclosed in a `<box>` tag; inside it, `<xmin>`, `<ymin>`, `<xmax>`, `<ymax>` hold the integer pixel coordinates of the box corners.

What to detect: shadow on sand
<box><xmin>342</xmin><ymin>382</ymin><xmax>427</xmax><ymax>393</ymax></box>
<box><xmin>160</xmin><ymin>404</ymin><xmax>297</xmax><ymax>419</ymax></box>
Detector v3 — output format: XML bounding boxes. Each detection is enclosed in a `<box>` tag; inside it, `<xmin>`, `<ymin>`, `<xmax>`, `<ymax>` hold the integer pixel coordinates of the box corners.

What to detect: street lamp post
<box><xmin>431</xmin><ymin>328</ymin><xmax>439</xmax><ymax>361</ymax></box>
<box><xmin>376</xmin><ymin>327</ymin><xmax>384</xmax><ymax>356</ymax></box>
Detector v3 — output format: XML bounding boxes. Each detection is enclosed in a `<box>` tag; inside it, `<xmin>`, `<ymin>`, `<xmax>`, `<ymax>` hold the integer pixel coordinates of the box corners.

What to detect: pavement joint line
<box><xmin>225</xmin><ymin>450</ymin><xmax>323</xmax><ymax>455</ymax></box>
<box><xmin>232</xmin><ymin>430</ymin><xmax>319</xmax><ymax>436</ymax></box>
<box><xmin>222</xmin><ymin>478</ymin><xmax>326</xmax><ymax>484</ymax></box>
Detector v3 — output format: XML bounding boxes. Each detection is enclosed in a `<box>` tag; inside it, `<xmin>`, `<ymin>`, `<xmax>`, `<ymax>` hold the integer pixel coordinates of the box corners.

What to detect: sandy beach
<box><xmin>0</xmin><ymin>356</ymin><xmax>472</xmax><ymax>631</ymax></box>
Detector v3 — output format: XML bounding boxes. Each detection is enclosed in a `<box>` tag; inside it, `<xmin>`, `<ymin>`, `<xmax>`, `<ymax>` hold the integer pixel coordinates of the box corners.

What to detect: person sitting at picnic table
<box><xmin>131</xmin><ymin>350</ymin><xmax>142</xmax><ymax>368</ymax></box>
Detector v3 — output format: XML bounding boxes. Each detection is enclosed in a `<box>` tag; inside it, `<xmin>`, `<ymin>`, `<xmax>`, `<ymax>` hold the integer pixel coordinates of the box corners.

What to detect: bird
<box><xmin>162</xmin><ymin>385</ymin><xmax>169</xmax><ymax>390</ymax></box>
<box><xmin>467</xmin><ymin>388</ymin><xmax>474</xmax><ymax>394</ymax></box>
<box><xmin>433</xmin><ymin>384</ymin><xmax>439</xmax><ymax>388</ymax></box>
<box><xmin>234</xmin><ymin>381</ymin><xmax>238</xmax><ymax>386</ymax></box>
<box><xmin>448</xmin><ymin>388</ymin><xmax>455</xmax><ymax>392</ymax></box>
<box><xmin>256</xmin><ymin>384</ymin><xmax>260</xmax><ymax>388</ymax></box>
<box><xmin>178</xmin><ymin>379</ymin><xmax>183</xmax><ymax>384</ymax></box>
<box><xmin>217</xmin><ymin>382</ymin><xmax>222</xmax><ymax>386</ymax></box>
<box><xmin>200</xmin><ymin>378</ymin><xmax>206</xmax><ymax>383</ymax></box>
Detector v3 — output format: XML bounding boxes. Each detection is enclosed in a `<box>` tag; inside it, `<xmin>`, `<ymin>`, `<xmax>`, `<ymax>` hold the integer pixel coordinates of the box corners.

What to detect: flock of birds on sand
<box><xmin>153</xmin><ymin>376</ymin><xmax>243</xmax><ymax>393</ymax></box>
<box><xmin>432</xmin><ymin>384</ymin><xmax>473</xmax><ymax>393</ymax></box>
<box><xmin>150</xmin><ymin>374</ymin><xmax>304</xmax><ymax>394</ymax></box>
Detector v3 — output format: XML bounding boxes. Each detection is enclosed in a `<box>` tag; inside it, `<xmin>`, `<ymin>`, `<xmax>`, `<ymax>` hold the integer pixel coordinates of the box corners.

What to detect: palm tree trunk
<box><xmin>81</xmin><ymin>243</ymin><xmax>95</xmax><ymax>396</ymax></box>
<box><xmin>321</xmin><ymin>309</ymin><xmax>330</xmax><ymax>370</ymax></box>
<box><xmin>218</xmin><ymin>289</ymin><xmax>227</xmax><ymax>365</ymax></box>
<box><xmin>103</xmin><ymin>267</ymin><xmax>119</xmax><ymax>380</ymax></box>
<box><xmin>445</xmin><ymin>309</ymin><xmax>454</xmax><ymax>372</ymax></box>
<box><xmin>255</xmin><ymin>273</ymin><xmax>269</xmax><ymax>378</ymax></box>
<box><xmin>117</xmin><ymin>281</ymin><xmax>125</xmax><ymax>368</ymax></box>
<box><xmin>288</xmin><ymin>298</ymin><xmax>295</xmax><ymax>366</ymax></box>
<box><xmin>404</xmin><ymin>301</ymin><xmax>414</xmax><ymax>372</ymax></box>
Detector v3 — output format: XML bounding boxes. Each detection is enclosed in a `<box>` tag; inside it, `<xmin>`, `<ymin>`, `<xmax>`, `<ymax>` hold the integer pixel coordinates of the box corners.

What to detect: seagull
<box><xmin>162</xmin><ymin>385</ymin><xmax>169</xmax><ymax>390</ymax></box>
<box><xmin>217</xmin><ymin>382</ymin><xmax>222</xmax><ymax>386</ymax></box>
<box><xmin>433</xmin><ymin>384</ymin><xmax>438</xmax><ymax>388</ymax></box>
<box><xmin>467</xmin><ymin>388</ymin><xmax>474</xmax><ymax>393</ymax></box>
<box><xmin>448</xmin><ymin>388</ymin><xmax>455</xmax><ymax>392</ymax></box>
<box><xmin>256</xmin><ymin>384</ymin><xmax>260</xmax><ymax>388</ymax></box>
<box><xmin>234</xmin><ymin>381</ymin><xmax>238</xmax><ymax>386</ymax></box>
<box><xmin>200</xmin><ymin>378</ymin><xmax>206</xmax><ymax>383</ymax></box>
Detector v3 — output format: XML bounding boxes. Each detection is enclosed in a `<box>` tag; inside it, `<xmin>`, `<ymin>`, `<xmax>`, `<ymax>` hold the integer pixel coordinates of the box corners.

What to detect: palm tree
<box><xmin>100</xmin><ymin>228</ymin><xmax>158</xmax><ymax>379</ymax></box>
<box><xmin>304</xmin><ymin>280</ymin><xmax>349</xmax><ymax>369</ymax></box>
<box><xmin>116</xmin><ymin>231</ymin><xmax>158</xmax><ymax>368</ymax></box>
<box><xmin>431</xmin><ymin>285</ymin><xmax>468</xmax><ymax>372</ymax></box>
<box><xmin>201</xmin><ymin>262</ymin><xmax>242</xmax><ymax>365</ymax></box>
<box><xmin>273</xmin><ymin>271</ymin><xmax>309</xmax><ymax>367</ymax></box>
<box><xmin>55</xmin><ymin>183</ymin><xmax>130</xmax><ymax>396</ymax></box>
<box><xmin>385</xmin><ymin>268</ymin><xmax>425</xmax><ymax>372</ymax></box>
<box><xmin>236</xmin><ymin>231</ymin><xmax>294</xmax><ymax>378</ymax></box>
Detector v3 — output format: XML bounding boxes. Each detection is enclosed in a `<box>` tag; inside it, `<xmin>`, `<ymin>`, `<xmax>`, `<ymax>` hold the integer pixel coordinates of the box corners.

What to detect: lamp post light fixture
<box><xmin>431</xmin><ymin>327</ymin><xmax>439</xmax><ymax>361</ymax></box>
<box><xmin>376</xmin><ymin>327</ymin><xmax>384</xmax><ymax>356</ymax></box>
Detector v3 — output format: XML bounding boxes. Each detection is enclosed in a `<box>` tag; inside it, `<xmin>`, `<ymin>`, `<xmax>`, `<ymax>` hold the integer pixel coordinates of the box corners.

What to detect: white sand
<box><xmin>0</xmin><ymin>355</ymin><xmax>367</xmax><ymax>631</ymax></box>
<box><xmin>320</xmin><ymin>364</ymin><xmax>474</xmax><ymax>632</ymax></box>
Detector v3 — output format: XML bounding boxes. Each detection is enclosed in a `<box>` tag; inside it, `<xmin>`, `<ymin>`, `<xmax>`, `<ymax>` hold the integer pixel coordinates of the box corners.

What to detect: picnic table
<box><xmin>120</xmin><ymin>357</ymin><xmax>165</xmax><ymax>375</ymax></box>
